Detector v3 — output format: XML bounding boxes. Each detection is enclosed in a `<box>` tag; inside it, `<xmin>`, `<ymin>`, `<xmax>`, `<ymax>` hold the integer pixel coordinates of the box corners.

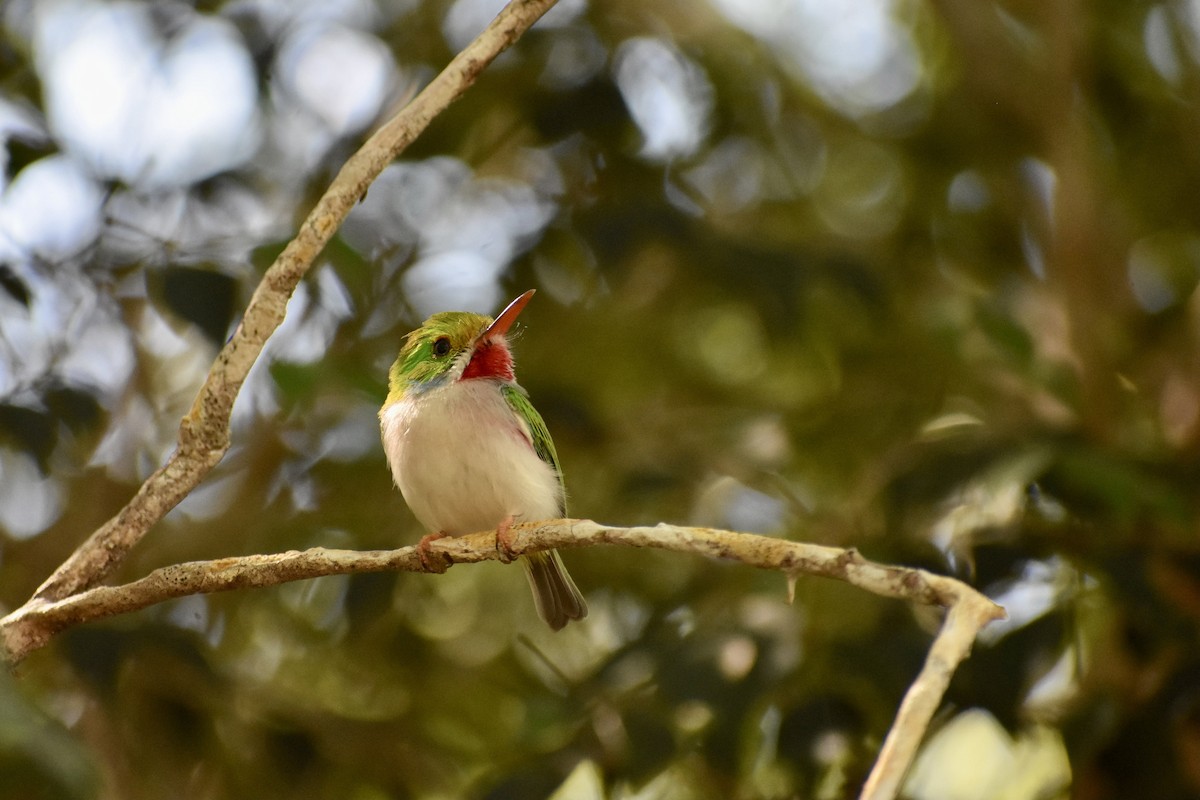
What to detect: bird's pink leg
<box><xmin>495</xmin><ymin>514</ymin><xmax>518</xmax><ymax>564</ymax></box>
<box><xmin>417</xmin><ymin>531</ymin><xmax>453</xmax><ymax>573</ymax></box>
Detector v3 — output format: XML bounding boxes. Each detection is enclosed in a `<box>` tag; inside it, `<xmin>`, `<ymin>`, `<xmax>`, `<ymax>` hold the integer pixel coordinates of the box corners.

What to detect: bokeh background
<box><xmin>1</xmin><ymin>0</ymin><xmax>1199</xmax><ymax>797</ymax></box>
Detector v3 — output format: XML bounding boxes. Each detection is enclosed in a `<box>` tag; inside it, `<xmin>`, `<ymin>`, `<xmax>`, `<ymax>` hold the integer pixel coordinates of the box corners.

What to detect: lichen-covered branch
<box><xmin>29</xmin><ymin>0</ymin><xmax>562</xmax><ymax>604</ymax></box>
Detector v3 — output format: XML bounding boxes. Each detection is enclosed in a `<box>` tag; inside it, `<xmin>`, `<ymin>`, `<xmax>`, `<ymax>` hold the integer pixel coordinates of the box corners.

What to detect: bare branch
<box><xmin>2</xmin><ymin>518</ymin><xmax>1004</xmax><ymax>799</ymax></box>
<box><xmin>30</xmin><ymin>0</ymin><xmax>562</xmax><ymax>604</ymax></box>
<box><xmin>858</xmin><ymin>590</ymin><xmax>1002</xmax><ymax>800</ymax></box>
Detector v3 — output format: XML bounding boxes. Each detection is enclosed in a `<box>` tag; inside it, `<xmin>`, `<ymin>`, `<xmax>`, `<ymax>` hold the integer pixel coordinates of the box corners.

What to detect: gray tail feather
<box><xmin>523</xmin><ymin>549</ymin><xmax>587</xmax><ymax>631</ymax></box>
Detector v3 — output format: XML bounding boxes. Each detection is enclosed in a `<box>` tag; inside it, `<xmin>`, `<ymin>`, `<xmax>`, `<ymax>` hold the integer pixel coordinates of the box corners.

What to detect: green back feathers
<box><xmin>502</xmin><ymin>383</ymin><xmax>565</xmax><ymax>512</ymax></box>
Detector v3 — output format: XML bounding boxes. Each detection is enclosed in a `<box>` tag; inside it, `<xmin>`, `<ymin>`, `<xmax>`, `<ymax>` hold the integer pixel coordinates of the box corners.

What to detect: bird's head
<box><xmin>386</xmin><ymin>289</ymin><xmax>535</xmax><ymax>403</ymax></box>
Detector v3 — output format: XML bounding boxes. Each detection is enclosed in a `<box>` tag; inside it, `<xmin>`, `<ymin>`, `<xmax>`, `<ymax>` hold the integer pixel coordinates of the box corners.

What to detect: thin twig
<box><xmin>858</xmin><ymin>590</ymin><xmax>1001</xmax><ymax>799</ymax></box>
<box><xmin>29</xmin><ymin>0</ymin><xmax>562</xmax><ymax>604</ymax></box>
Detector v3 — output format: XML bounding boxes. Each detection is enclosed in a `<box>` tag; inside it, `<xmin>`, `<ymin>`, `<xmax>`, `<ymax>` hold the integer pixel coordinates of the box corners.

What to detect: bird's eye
<box><xmin>431</xmin><ymin>336</ymin><xmax>452</xmax><ymax>358</ymax></box>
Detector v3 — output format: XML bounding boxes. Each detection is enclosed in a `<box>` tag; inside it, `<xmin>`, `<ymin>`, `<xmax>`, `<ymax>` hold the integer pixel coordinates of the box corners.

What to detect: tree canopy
<box><xmin>1</xmin><ymin>0</ymin><xmax>1199</xmax><ymax>798</ymax></box>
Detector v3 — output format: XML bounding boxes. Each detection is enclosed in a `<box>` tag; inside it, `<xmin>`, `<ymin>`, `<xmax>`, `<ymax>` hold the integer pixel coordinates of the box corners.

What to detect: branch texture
<box><xmin>2</xmin><ymin>519</ymin><xmax>1004</xmax><ymax>800</ymax></box>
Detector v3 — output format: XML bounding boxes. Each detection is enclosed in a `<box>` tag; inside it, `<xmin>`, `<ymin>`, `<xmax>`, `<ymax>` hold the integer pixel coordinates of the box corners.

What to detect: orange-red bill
<box><xmin>484</xmin><ymin>289</ymin><xmax>535</xmax><ymax>338</ymax></box>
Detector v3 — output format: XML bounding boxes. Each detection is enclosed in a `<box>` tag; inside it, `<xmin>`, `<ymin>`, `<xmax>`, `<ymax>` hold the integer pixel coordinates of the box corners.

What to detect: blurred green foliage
<box><xmin>2</xmin><ymin>0</ymin><xmax>1200</xmax><ymax>798</ymax></box>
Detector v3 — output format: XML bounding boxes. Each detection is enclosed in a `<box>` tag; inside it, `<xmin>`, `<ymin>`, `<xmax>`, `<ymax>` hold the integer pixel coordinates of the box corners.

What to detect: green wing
<box><xmin>502</xmin><ymin>384</ymin><xmax>566</xmax><ymax>511</ymax></box>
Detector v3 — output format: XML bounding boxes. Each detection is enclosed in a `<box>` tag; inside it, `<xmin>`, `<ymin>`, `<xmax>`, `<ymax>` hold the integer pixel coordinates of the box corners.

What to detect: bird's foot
<box><xmin>417</xmin><ymin>531</ymin><xmax>453</xmax><ymax>573</ymax></box>
<box><xmin>495</xmin><ymin>515</ymin><xmax>518</xmax><ymax>564</ymax></box>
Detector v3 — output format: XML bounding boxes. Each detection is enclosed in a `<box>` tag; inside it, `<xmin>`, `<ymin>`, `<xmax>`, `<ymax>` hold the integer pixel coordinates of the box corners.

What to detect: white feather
<box><xmin>380</xmin><ymin>379</ymin><xmax>562</xmax><ymax>535</ymax></box>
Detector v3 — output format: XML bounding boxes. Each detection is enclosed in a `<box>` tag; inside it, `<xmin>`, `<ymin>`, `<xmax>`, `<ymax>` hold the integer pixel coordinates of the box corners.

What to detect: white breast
<box><xmin>380</xmin><ymin>380</ymin><xmax>563</xmax><ymax>536</ymax></box>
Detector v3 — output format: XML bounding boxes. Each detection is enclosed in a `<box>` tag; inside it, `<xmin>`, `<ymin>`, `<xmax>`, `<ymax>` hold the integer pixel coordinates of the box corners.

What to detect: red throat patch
<box><xmin>462</xmin><ymin>337</ymin><xmax>514</xmax><ymax>381</ymax></box>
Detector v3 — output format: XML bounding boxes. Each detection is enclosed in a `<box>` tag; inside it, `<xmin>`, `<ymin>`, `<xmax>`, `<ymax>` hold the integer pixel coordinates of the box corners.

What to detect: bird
<box><xmin>379</xmin><ymin>289</ymin><xmax>587</xmax><ymax>630</ymax></box>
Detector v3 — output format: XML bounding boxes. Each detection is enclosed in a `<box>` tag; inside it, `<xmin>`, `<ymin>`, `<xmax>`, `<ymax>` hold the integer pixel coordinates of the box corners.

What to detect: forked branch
<box><xmin>1</xmin><ymin>520</ymin><xmax>1004</xmax><ymax>800</ymax></box>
